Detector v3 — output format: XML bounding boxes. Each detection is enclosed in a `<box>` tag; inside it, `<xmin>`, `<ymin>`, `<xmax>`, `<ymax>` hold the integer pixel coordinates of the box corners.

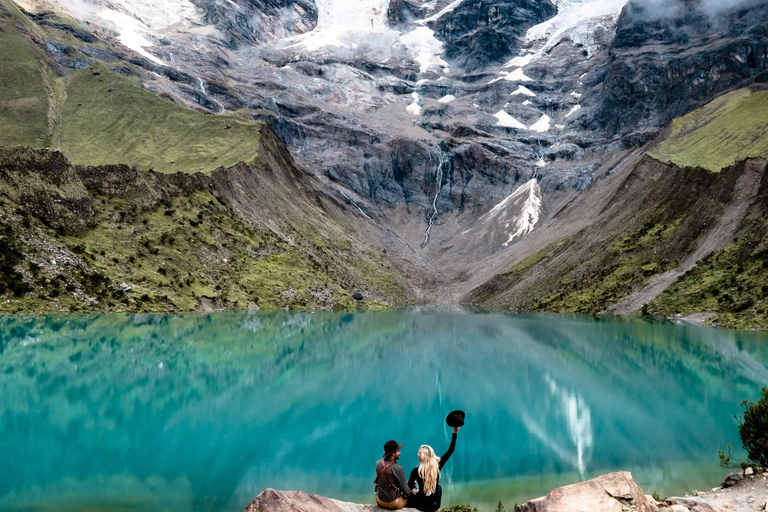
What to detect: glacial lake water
<box><xmin>1</xmin><ymin>310</ymin><xmax>767</xmax><ymax>512</ymax></box>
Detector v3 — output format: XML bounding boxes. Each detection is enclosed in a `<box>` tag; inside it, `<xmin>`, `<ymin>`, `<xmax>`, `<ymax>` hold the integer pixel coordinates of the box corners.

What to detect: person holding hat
<box><xmin>406</xmin><ymin>425</ymin><xmax>460</xmax><ymax>512</ymax></box>
<box><xmin>375</xmin><ymin>440</ymin><xmax>416</xmax><ymax>509</ymax></box>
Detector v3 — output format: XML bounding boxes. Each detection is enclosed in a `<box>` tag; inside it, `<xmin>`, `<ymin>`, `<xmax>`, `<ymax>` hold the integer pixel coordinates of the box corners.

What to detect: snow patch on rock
<box><xmin>97</xmin><ymin>9</ymin><xmax>163</xmax><ymax>64</ymax></box>
<box><xmin>289</xmin><ymin>0</ymin><xmax>450</xmax><ymax>73</ymax></box>
<box><xmin>490</xmin><ymin>68</ymin><xmax>533</xmax><ymax>85</ymax></box>
<box><xmin>438</xmin><ymin>94</ymin><xmax>456</xmax><ymax>104</ymax></box>
<box><xmin>480</xmin><ymin>179</ymin><xmax>543</xmax><ymax>247</ymax></box>
<box><xmin>529</xmin><ymin>114</ymin><xmax>551</xmax><ymax>132</ymax></box>
<box><xmin>518</xmin><ymin>0</ymin><xmax>628</xmax><ymax>66</ymax></box>
<box><xmin>565</xmin><ymin>104</ymin><xmax>581</xmax><ymax>117</ymax></box>
<box><xmin>407</xmin><ymin>92</ymin><xmax>422</xmax><ymax>116</ymax></box>
<box><xmin>47</xmin><ymin>0</ymin><xmax>205</xmax><ymax>65</ymax></box>
<box><xmin>511</xmin><ymin>85</ymin><xmax>537</xmax><ymax>97</ymax></box>
<box><xmin>418</xmin><ymin>0</ymin><xmax>465</xmax><ymax>24</ymax></box>
<box><xmin>399</xmin><ymin>26</ymin><xmax>449</xmax><ymax>73</ymax></box>
<box><xmin>506</xmin><ymin>68</ymin><xmax>533</xmax><ymax>82</ymax></box>
<box><xmin>504</xmin><ymin>53</ymin><xmax>535</xmax><ymax>68</ymax></box>
<box><xmin>494</xmin><ymin>110</ymin><xmax>527</xmax><ymax>129</ymax></box>
<box><xmin>293</xmin><ymin>0</ymin><xmax>389</xmax><ymax>50</ymax></box>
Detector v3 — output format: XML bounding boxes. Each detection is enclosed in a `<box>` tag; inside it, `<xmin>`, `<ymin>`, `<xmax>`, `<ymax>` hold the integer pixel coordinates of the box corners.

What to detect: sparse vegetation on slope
<box><xmin>0</xmin><ymin>147</ymin><xmax>412</xmax><ymax>313</ymax></box>
<box><xmin>647</xmin><ymin>170</ymin><xmax>768</xmax><ymax>329</ymax></box>
<box><xmin>468</xmin><ymin>156</ymin><xmax>768</xmax><ymax>329</ymax></box>
<box><xmin>0</xmin><ymin>0</ymin><xmax>51</xmax><ymax>148</ymax></box>
<box><xmin>61</xmin><ymin>65</ymin><xmax>262</xmax><ymax>174</ymax></box>
<box><xmin>651</xmin><ymin>88</ymin><xmax>768</xmax><ymax>172</ymax></box>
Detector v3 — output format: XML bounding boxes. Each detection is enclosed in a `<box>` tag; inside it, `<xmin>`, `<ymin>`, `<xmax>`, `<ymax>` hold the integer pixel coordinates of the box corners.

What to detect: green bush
<box><xmin>442</xmin><ymin>505</ymin><xmax>479</xmax><ymax>512</ymax></box>
<box><xmin>739</xmin><ymin>387</ymin><xmax>768</xmax><ymax>466</ymax></box>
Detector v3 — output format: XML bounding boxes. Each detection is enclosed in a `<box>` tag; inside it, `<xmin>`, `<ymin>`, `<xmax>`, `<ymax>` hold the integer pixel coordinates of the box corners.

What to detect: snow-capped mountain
<box><xmin>14</xmin><ymin>0</ymin><xmax>768</xmax><ymax>266</ymax></box>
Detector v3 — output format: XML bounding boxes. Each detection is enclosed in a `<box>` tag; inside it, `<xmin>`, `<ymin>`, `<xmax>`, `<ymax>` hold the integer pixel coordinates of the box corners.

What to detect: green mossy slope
<box><xmin>0</xmin><ymin>148</ymin><xmax>411</xmax><ymax>313</ymax></box>
<box><xmin>0</xmin><ymin>0</ymin><xmax>51</xmax><ymax>148</ymax></box>
<box><xmin>650</xmin><ymin>88</ymin><xmax>768</xmax><ymax>172</ymax></box>
<box><xmin>0</xmin><ymin>1</ymin><xmax>263</xmax><ymax>174</ymax></box>
<box><xmin>647</xmin><ymin>166</ymin><xmax>768</xmax><ymax>330</ymax></box>
<box><xmin>61</xmin><ymin>66</ymin><xmax>262</xmax><ymax>174</ymax></box>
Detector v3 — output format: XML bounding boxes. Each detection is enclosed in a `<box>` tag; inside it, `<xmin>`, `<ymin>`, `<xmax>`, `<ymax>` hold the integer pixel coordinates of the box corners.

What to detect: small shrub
<box><xmin>442</xmin><ymin>505</ymin><xmax>478</xmax><ymax>512</ymax></box>
<box><xmin>739</xmin><ymin>387</ymin><xmax>768</xmax><ymax>467</ymax></box>
<box><xmin>495</xmin><ymin>501</ymin><xmax>506</xmax><ymax>512</ymax></box>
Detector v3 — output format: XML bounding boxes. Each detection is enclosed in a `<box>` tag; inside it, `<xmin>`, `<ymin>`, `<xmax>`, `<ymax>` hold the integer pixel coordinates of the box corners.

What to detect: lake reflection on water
<box><xmin>0</xmin><ymin>311</ymin><xmax>767</xmax><ymax>512</ymax></box>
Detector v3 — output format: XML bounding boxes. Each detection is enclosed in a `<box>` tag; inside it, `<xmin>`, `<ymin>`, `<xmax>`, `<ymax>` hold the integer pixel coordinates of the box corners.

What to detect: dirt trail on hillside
<box><xmin>608</xmin><ymin>159</ymin><xmax>767</xmax><ymax>315</ymax></box>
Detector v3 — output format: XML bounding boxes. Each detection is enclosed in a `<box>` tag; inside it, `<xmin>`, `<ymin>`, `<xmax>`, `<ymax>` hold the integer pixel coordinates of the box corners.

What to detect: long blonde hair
<box><xmin>417</xmin><ymin>445</ymin><xmax>441</xmax><ymax>496</ymax></box>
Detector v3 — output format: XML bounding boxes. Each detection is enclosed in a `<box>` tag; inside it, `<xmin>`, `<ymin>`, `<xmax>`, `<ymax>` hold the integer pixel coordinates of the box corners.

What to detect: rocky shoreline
<box><xmin>245</xmin><ymin>469</ymin><xmax>768</xmax><ymax>512</ymax></box>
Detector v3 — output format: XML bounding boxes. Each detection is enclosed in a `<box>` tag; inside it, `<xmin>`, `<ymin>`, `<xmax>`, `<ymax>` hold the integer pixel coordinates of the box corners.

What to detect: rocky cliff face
<box><xmin>431</xmin><ymin>0</ymin><xmax>557</xmax><ymax>71</ymax></box>
<box><xmin>14</xmin><ymin>0</ymin><xmax>768</xmax><ymax>229</ymax></box>
<box><xmin>591</xmin><ymin>0</ymin><xmax>768</xmax><ymax>137</ymax></box>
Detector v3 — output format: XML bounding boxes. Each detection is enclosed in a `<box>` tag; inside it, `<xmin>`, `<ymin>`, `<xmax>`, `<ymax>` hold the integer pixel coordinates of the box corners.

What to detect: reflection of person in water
<box><xmin>407</xmin><ymin>426</ymin><xmax>460</xmax><ymax>512</ymax></box>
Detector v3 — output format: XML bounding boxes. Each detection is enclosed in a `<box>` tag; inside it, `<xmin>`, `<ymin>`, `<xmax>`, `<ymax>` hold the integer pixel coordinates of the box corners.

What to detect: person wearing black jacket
<box><xmin>407</xmin><ymin>427</ymin><xmax>459</xmax><ymax>512</ymax></box>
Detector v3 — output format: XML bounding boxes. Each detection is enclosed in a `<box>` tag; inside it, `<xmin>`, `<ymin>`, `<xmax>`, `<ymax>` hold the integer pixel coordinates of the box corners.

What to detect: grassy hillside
<box><xmin>0</xmin><ymin>148</ymin><xmax>412</xmax><ymax>313</ymax></box>
<box><xmin>650</xmin><ymin>88</ymin><xmax>768</xmax><ymax>171</ymax></box>
<box><xmin>61</xmin><ymin>66</ymin><xmax>262</xmax><ymax>174</ymax></box>
<box><xmin>647</xmin><ymin>169</ymin><xmax>768</xmax><ymax>330</ymax></box>
<box><xmin>0</xmin><ymin>0</ymin><xmax>263</xmax><ymax>174</ymax></box>
<box><xmin>0</xmin><ymin>0</ymin><xmax>52</xmax><ymax>148</ymax></box>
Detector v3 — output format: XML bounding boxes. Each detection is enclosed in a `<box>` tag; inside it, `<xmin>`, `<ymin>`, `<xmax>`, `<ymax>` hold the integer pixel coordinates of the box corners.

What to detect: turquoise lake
<box><xmin>1</xmin><ymin>311</ymin><xmax>767</xmax><ymax>512</ymax></box>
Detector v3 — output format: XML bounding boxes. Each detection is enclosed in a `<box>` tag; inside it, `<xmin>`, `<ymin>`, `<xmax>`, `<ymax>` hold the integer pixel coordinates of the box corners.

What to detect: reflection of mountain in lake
<box><xmin>0</xmin><ymin>311</ymin><xmax>767</xmax><ymax>511</ymax></box>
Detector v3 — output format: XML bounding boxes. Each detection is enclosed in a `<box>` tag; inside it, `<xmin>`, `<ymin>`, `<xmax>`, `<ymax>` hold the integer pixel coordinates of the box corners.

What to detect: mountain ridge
<box><xmin>3</xmin><ymin>0</ymin><xmax>768</xmax><ymax>327</ymax></box>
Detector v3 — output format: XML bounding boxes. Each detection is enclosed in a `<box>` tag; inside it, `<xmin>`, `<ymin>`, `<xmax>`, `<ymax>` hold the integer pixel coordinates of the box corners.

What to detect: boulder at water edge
<box><xmin>515</xmin><ymin>472</ymin><xmax>656</xmax><ymax>512</ymax></box>
<box><xmin>244</xmin><ymin>489</ymin><xmax>419</xmax><ymax>512</ymax></box>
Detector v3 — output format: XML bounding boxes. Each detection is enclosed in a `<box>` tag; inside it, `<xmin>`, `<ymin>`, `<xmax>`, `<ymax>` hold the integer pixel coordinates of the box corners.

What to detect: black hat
<box><xmin>446</xmin><ymin>410</ymin><xmax>465</xmax><ymax>428</ymax></box>
<box><xmin>383</xmin><ymin>440</ymin><xmax>403</xmax><ymax>457</ymax></box>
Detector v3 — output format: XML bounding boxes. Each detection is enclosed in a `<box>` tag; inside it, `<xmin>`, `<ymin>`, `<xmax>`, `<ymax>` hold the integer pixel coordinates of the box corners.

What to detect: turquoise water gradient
<box><xmin>0</xmin><ymin>311</ymin><xmax>767</xmax><ymax>511</ymax></box>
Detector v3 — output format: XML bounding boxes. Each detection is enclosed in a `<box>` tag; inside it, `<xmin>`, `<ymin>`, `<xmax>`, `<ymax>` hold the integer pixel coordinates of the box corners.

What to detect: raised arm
<box><xmin>439</xmin><ymin>430</ymin><xmax>458</xmax><ymax>469</ymax></box>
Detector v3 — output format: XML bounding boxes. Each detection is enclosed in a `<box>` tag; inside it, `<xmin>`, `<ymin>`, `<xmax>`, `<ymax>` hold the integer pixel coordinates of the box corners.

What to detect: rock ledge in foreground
<box><xmin>244</xmin><ymin>488</ymin><xmax>419</xmax><ymax>512</ymax></box>
<box><xmin>516</xmin><ymin>472</ymin><xmax>655</xmax><ymax>512</ymax></box>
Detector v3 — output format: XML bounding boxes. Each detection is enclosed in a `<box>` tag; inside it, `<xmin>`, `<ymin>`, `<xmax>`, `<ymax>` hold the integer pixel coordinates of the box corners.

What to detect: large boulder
<box><xmin>515</xmin><ymin>472</ymin><xmax>657</xmax><ymax>512</ymax></box>
<box><xmin>244</xmin><ymin>489</ymin><xmax>419</xmax><ymax>512</ymax></box>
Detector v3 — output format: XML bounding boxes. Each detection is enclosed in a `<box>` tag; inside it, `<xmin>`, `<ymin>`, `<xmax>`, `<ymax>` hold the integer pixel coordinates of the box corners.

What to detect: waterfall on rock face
<box><xmin>422</xmin><ymin>151</ymin><xmax>447</xmax><ymax>248</ymax></box>
<box><xmin>197</xmin><ymin>77</ymin><xmax>226</xmax><ymax>114</ymax></box>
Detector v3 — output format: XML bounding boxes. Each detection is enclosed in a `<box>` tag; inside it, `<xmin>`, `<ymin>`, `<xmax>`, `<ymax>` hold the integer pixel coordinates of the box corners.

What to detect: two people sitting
<box><xmin>374</xmin><ymin>426</ymin><xmax>459</xmax><ymax>511</ymax></box>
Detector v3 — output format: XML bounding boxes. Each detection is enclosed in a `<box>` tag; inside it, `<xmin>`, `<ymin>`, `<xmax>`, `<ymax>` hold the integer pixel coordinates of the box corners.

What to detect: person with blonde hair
<box><xmin>407</xmin><ymin>426</ymin><xmax>460</xmax><ymax>512</ymax></box>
